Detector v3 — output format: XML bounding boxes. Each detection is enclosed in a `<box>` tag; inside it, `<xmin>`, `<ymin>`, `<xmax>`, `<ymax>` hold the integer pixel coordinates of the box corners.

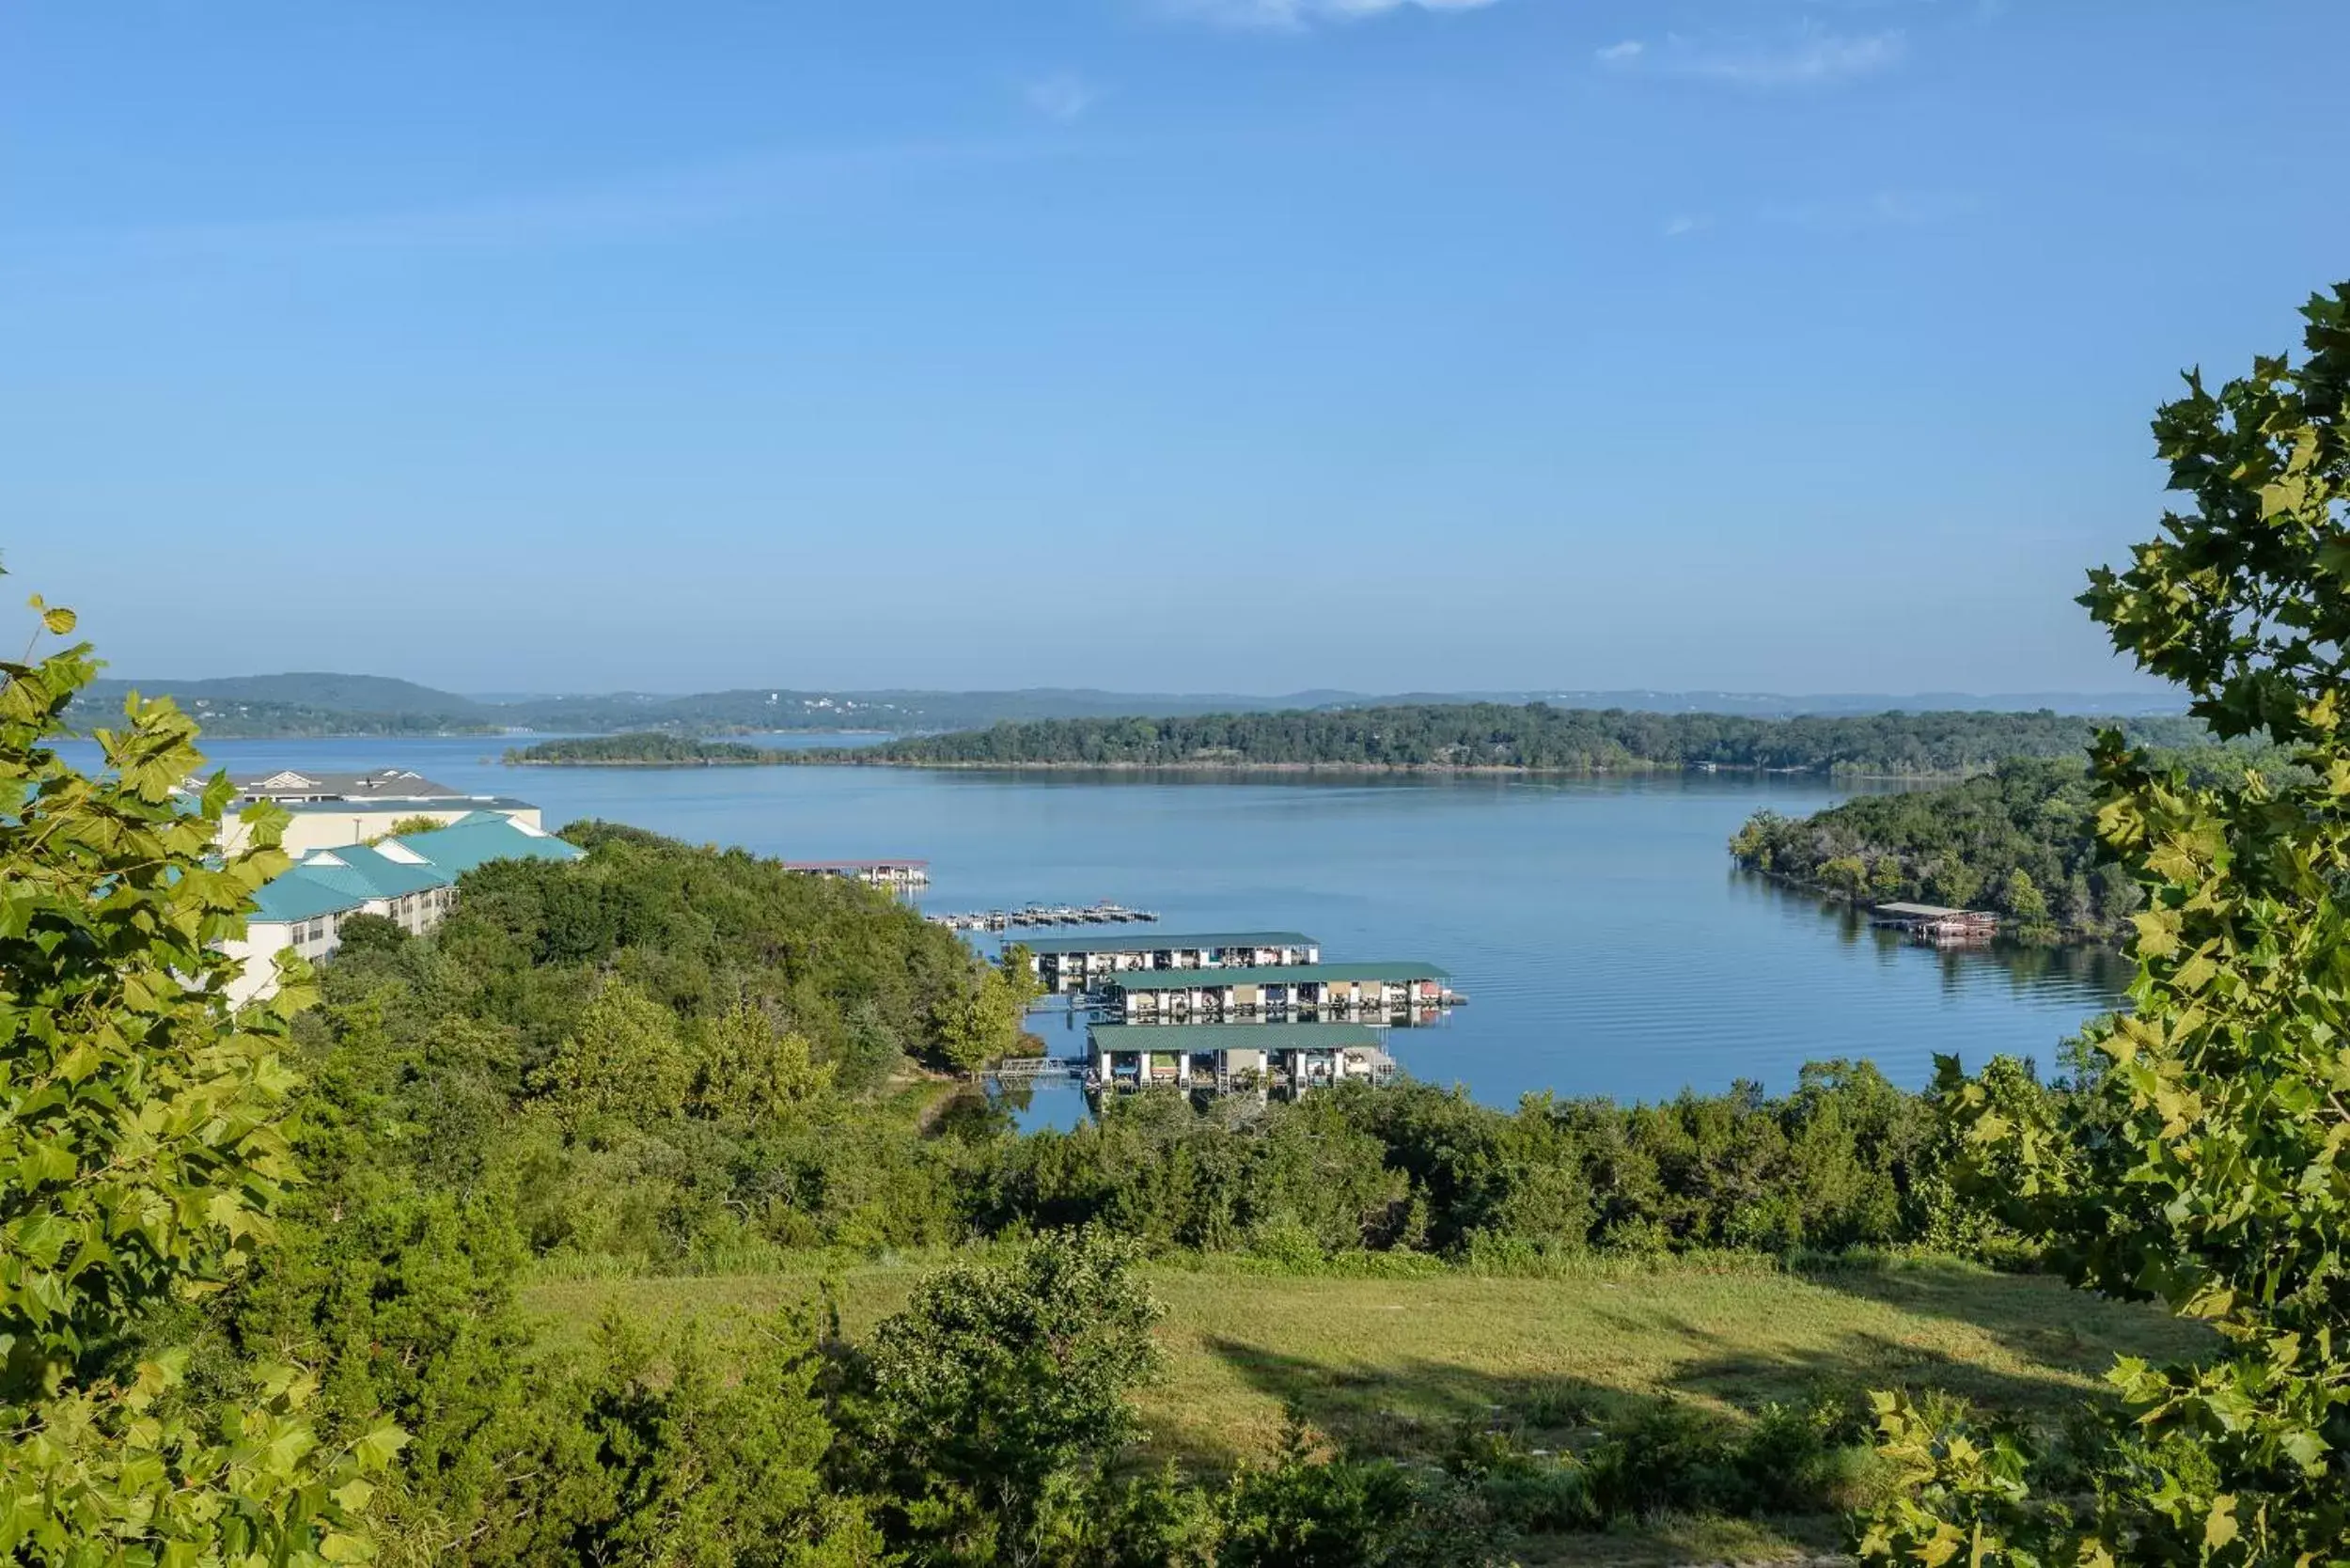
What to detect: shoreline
<box><xmin>502</xmin><ymin>753</ymin><xmax>1996</xmax><ymax>783</ymax></box>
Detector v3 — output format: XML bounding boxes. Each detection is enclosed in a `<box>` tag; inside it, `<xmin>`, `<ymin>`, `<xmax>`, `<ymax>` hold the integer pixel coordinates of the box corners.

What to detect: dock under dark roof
<box><xmin>1107</xmin><ymin>962</ymin><xmax>1449</xmax><ymax>991</ymax></box>
<box><xmin>1089</xmin><ymin>1022</ymin><xmax>1385</xmax><ymax>1050</ymax></box>
<box><xmin>1019</xmin><ymin>929</ymin><xmax>1316</xmax><ymax>955</ymax></box>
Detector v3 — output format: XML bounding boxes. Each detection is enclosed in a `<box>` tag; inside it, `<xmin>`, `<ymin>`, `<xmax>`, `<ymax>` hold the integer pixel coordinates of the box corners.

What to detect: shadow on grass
<box><xmin>1188</xmin><ymin>1294</ymin><xmax>2154</xmax><ymax>1473</ymax></box>
<box><xmin>1184</xmin><ymin>1338</ymin><xmax>1626</xmax><ymax>1469</ymax></box>
<box><xmin>1794</xmin><ymin>1259</ymin><xmax>2211</xmax><ymax>1387</ymax></box>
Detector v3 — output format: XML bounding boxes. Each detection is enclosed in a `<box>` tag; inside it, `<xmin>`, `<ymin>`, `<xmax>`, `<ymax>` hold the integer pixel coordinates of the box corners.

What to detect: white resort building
<box><xmin>221</xmin><ymin>810</ymin><xmax>581</xmax><ymax>1007</ymax></box>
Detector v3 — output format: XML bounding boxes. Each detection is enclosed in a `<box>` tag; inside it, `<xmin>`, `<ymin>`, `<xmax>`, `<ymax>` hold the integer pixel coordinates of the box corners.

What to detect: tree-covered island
<box><xmin>506</xmin><ymin>731</ymin><xmax>791</xmax><ymax>765</ymax></box>
<box><xmin>512</xmin><ymin>706</ymin><xmax>2217</xmax><ymax>777</ymax></box>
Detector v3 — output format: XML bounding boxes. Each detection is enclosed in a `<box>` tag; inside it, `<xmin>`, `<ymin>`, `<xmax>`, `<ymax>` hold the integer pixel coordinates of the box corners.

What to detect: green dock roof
<box><xmin>1089</xmin><ymin>1023</ymin><xmax>1386</xmax><ymax>1050</ymax></box>
<box><xmin>1018</xmin><ymin>930</ymin><xmax>1317</xmax><ymax>955</ymax></box>
<box><xmin>1105</xmin><ymin>962</ymin><xmax>1450</xmax><ymax>991</ymax></box>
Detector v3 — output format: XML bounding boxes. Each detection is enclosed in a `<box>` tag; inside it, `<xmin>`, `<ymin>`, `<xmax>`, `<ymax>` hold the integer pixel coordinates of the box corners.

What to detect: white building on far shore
<box><xmin>196</xmin><ymin>767</ymin><xmax>549</xmax><ymax>855</ymax></box>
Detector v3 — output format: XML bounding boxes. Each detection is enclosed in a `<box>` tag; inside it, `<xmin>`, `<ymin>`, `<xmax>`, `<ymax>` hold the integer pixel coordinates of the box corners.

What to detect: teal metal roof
<box><xmin>243</xmin><ymin>818</ymin><xmax>577</xmax><ymax>926</ymax></box>
<box><xmin>1106</xmin><ymin>962</ymin><xmax>1450</xmax><ymax>992</ymax></box>
<box><xmin>1019</xmin><ymin>930</ymin><xmax>1316</xmax><ymax>956</ymax></box>
<box><xmin>392</xmin><ymin>817</ymin><xmax>581</xmax><ymax>874</ymax></box>
<box><xmin>291</xmin><ymin>846</ymin><xmax>446</xmax><ymax>901</ymax></box>
<box><xmin>249</xmin><ymin>869</ymin><xmax>370</xmax><ymax>923</ymax></box>
<box><xmin>1089</xmin><ymin>1022</ymin><xmax>1385</xmax><ymax>1051</ymax></box>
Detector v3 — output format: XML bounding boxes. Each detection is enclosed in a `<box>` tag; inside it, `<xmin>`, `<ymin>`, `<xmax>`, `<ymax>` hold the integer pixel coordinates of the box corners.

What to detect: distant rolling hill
<box><xmin>64</xmin><ymin>671</ymin><xmax>2187</xmax><ymax>740</ymax></box>
<box><xmin>74</xmin><ymin>673</ymin><xmax>496</xmax><ymax>738</ymax></box>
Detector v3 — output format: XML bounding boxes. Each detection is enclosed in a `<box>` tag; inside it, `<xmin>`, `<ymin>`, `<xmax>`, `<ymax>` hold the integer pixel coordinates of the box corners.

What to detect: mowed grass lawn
<box><xmin>526</xmin><ymin>1255</ymin><xmax>2204</xmax><ymax>1473</ymax></box>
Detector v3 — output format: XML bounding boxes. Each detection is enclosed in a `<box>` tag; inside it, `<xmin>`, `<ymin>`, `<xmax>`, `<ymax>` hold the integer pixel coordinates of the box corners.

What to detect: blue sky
<box><xmin>5</xmin><ymin>0</ymin><xmax>2344</xmax><ymax>696</ymax></box>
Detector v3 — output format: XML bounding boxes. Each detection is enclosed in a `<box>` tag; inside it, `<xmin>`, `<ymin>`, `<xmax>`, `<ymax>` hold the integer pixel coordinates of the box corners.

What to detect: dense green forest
<box><xmin>506</xmin><ymin>731</ymin><xmax>784</xmax><ymax>765</ymax></box>
<box><xmin>839</xmin><ymin>704</ymin><xmax>2213</xmax><ymax>776</ymax></box>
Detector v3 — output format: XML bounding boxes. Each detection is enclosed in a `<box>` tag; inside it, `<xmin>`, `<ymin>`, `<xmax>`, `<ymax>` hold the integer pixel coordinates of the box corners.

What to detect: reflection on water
<box><xmin>69</xmin><ymin>736</ymin><xmax>2136</xmax><ymax>1133</ymax></box>
<box><xmin>1756</xmin><ymin>875</ymin><xmax>2136</xmax><ymax>1000</ymax></box>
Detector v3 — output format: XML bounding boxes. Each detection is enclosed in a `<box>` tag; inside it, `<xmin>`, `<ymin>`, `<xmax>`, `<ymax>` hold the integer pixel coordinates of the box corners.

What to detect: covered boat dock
<box><xmin>1104</xmin><ymin>962</ymin><xmax>1455</xmax><ymax>1023</ymax></box>
<box><xmin>1017</xmin><ymin>929</ymin><xmax>1322</xmax><ymax>992</ymax></box>
<box><xmin>1870</xmin><ymin>902</ymin><xmax>2000</xmax><ymax>945</ymax></box>
<box><xmin>1088</xmin><ymin>1021</ymin><xmax>1395</xmax><ymax>1094</ymax></box>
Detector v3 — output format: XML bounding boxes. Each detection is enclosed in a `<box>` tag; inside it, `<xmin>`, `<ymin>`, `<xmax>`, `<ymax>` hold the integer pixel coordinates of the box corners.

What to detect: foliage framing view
<box><xmin>1861</xmin><ymin>284</ymin><xmax>2350</xmax><ymax>1562</ymax></box>
<box><xmin>0</xmin><ymin>581</ymin><xmax>402</xmax><ymax>1563</ymax></box>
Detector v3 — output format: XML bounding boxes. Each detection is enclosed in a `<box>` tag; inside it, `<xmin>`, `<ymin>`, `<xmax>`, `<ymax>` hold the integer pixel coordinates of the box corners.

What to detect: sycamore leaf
<box><xmin>2204</xmin><ymin>1495</ymin><xmax>2238</xmax><ymax>1550</ymax></box>
<box><xmin>353</xmin><ymin>1424</ymin><xmax>410</xmax><ymax>1471</ymax></box>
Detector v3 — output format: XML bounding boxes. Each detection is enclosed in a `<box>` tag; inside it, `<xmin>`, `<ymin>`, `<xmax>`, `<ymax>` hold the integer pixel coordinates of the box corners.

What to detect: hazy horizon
<box><xmin>8</xmin><ymin>2</ymin><xmax>2342</xmax><ymax>696</ymax></box>
<box><xmin>80</xmin><ymin>666</ymin><xmax>2187</xmax><ymax>715</ymax></box>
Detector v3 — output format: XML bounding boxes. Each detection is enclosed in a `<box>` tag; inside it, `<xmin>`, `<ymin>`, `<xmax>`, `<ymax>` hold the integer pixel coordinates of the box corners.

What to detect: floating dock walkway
<box><xmin>929</xmin><ymin>902</ymin><xmax>1160</xmax><ymax>932</ymax></box>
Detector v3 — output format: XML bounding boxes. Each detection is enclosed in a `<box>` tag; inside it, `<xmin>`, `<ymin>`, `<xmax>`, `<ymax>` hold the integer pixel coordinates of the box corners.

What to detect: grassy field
<box><xmin>526</xmin><ymin>1252</ymin><xmax>2201</xmax><ymax>1478</ymax></box>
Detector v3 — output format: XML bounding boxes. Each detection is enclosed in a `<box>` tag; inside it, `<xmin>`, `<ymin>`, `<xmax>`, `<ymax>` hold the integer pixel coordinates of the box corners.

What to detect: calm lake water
<box><xmin>89</xmin><ymin>734</ymin><xmax>2133</xmax><ymax>1126</ymax></box>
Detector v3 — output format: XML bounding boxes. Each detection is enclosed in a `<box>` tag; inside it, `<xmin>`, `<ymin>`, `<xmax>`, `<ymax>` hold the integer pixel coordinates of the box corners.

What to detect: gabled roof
<box><xmin>292</xmin><ymin>844</ymin><xmax>446</xmax><ymax>901</ymax></box>
<box><xmin>1106</xmin><ymin>962</ymin><xmax>1451</xmax><ymax>991</ymax></box>
<box><xmin>386</xmin><ymin>814</ymin><xmax>580</xmax><ymax>875</ymax></box>
<box><xmin>1020</xmin><ymin>930</ymin><xmax>1317</xmax><ymax>956</ymax></box>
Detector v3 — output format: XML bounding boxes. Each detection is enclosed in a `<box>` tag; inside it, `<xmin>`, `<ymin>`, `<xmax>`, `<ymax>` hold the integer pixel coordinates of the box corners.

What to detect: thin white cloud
<box><xmin>1661</xmin><ymin>213</ymin><xmax>1713</xmax><ymax>239</ymax></box>
<box><xmin>1023</xmin><ymin>73</ymin><xmax>1104</xmax><ymax>122</ymax></box>
<box><xmin>1599</xmin><ymin>27</ymin><xmax>1906</xmax><ymax>87</ymax></box>
<box><xmin>1164</xmin><ymin>0</ymin><xmax>1499</xmax><ymax>32</ymax></box>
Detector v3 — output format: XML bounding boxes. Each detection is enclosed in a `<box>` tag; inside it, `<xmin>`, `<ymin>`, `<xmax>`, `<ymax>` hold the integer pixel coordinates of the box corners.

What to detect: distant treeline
<box><xmin>1728</xmin><ymin>747</ymin><xmax>2283</xmax><ymax>941</ymax></box>
<box><xmin>835</xmin><ymin>704</ymin><xmax>2215</xmax><ymax>776</ymax></box>
<box><xmin>507</xmin><ymin>731</ymin><xmax>783</xmax><ymax>765</ymax></box>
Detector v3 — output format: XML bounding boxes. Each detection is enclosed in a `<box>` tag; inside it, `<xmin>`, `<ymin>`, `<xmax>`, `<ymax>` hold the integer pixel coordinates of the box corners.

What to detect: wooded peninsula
<box><xmin>509</xmin><ymin>704</ymin><xmax>2216</xmax><ymax>777</ymax></box>
<box><xmin>1730</xmin><ymin>745</ymin><xmax>2284</xmax><ymax>944</ymax></box>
